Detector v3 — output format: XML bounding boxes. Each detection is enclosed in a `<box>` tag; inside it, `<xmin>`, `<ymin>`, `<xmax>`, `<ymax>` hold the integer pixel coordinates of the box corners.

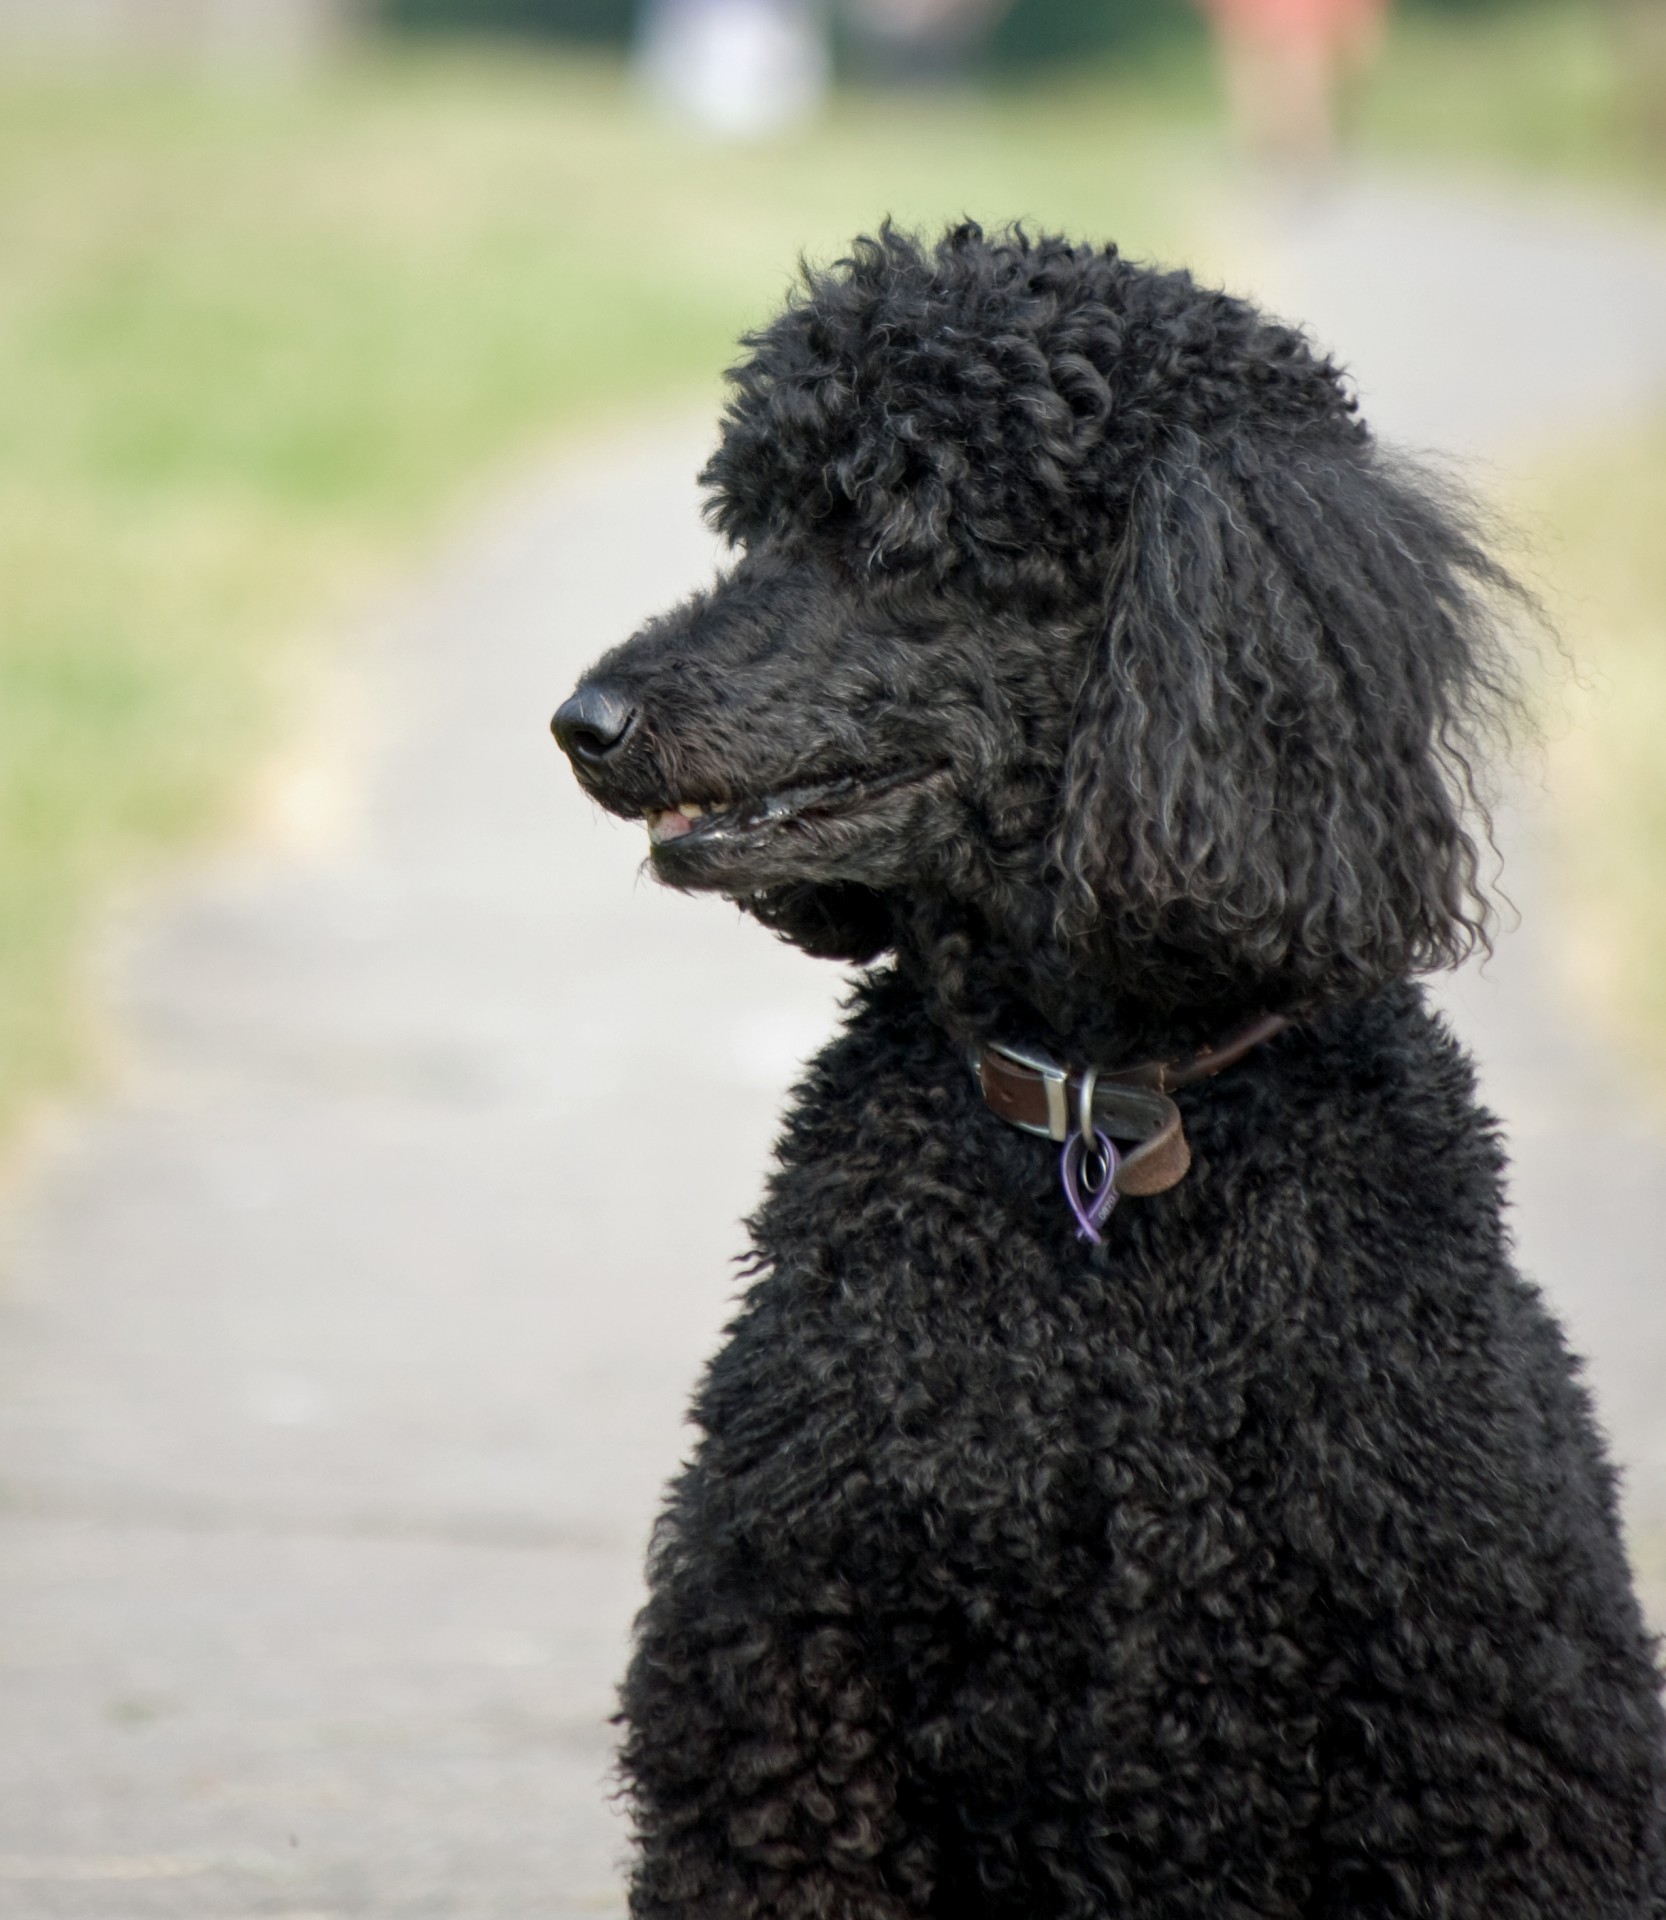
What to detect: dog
<box><xmin>552</xmin><ymin>223</ymin><xmax>1666</xmax><ymax>1920</ymax></box>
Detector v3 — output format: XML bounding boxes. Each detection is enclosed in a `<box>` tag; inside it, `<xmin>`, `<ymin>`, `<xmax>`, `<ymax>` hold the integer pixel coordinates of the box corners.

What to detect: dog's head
<box><xmin>554</xmin><ymin>224</ymin><xmax>1518</xmax><ymax>1022</ymax></box>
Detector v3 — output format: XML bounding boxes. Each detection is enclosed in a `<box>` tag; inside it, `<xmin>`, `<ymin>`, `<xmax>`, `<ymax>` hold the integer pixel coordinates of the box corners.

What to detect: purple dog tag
<box><xmin>1061</xmin><ymin>1129</ymin><xmax>1120</xmax><ymax>1244</ymax></box>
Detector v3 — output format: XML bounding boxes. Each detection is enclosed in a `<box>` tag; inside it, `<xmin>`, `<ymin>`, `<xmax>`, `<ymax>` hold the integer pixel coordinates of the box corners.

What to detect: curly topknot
<box><xmin>701</xmin><ymin>221</ymin><xmax>1363</xmax><ymax>609</ymax></box>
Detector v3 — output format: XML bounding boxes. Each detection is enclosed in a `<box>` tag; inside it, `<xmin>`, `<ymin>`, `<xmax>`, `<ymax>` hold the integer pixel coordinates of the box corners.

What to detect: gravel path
<box><xmin>2</xmin><ymin>177</ymin><xmax>1664</xmax><ymax>1917</ymax></box>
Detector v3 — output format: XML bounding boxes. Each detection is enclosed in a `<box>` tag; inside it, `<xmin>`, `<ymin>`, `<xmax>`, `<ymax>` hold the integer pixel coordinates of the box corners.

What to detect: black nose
<box><xmin>551</xmin><ymin>682</ymin><xmax>638</xmax><ymax>765</ymax></box>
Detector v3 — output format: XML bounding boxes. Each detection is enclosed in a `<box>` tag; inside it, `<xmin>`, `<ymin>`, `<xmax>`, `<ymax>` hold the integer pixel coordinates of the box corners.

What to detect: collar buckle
<box><xmin>977</xmin><ymin>1038</ymin><xmax>1073</xmax><ymax>1142</ymax></box>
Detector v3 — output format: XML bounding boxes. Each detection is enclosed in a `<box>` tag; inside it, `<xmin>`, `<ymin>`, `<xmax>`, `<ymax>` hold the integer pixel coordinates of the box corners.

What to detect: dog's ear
<box><xmin>743</xmin><ymin>883</ymin><xmax>894</xmax><ymax>965</ymax></box>
<box><xmin>1053</xmin><ymin>426</ymin><xmax>1520</xmax><ymax>1005</ymax></box>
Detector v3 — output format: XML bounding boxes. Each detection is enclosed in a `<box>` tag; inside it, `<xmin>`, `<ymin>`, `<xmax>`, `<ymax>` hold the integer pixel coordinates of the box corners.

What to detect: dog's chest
<box><xmin>735</xmin><ymin>1030</ymin><xmax>1298</xmax><ymax>1576</ymax></box>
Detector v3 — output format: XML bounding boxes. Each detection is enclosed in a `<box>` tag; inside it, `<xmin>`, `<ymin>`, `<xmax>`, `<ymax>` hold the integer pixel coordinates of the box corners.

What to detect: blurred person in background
<box><xmin>1199</xmin><ymin>0</ymin><xmax>1389</xmax><ymax>172</ymax></box>
<box><xmin>636</xmin><ymin>0</ymin><xmax>829</xmax><ymax>133</ymax></box>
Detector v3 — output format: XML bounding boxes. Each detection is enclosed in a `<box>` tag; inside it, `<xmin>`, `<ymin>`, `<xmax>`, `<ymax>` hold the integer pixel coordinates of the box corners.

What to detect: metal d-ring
<box><xmin>1076</xmin><ymin>1064</ymin><xmax>1099</xmax><ymax>1151</ymax></box>
<box><xmin>1075</xmin><ymin>1066</ymin><xmax>1111</xmax><ymax>1188</ymax></box>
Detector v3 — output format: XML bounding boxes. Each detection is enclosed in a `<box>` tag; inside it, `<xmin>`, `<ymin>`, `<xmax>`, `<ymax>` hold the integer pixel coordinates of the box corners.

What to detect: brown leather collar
<box><xmin>972</xmin><ymin>1013</ymin><xmax>1290</xmax><ymax>1199</ymax></box>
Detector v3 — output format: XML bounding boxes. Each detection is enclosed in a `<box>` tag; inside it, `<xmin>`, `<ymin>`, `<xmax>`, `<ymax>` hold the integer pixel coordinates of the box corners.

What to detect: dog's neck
<box><xmin>886</xmin><ymin>893</ymin><xmax>1274</xmax><ymax>1073</ymax></box>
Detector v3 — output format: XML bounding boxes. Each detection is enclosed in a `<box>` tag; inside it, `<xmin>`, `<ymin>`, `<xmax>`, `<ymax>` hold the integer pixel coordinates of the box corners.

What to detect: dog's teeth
<box><xmin>646</xmin><ymin>806</ymin><xmax>693</xmax><ymax>847</ymax></box>
<box><xmin>678</xmin><ymin>802</ymin><xmax>704</xmax><ymax>818</ymax></box>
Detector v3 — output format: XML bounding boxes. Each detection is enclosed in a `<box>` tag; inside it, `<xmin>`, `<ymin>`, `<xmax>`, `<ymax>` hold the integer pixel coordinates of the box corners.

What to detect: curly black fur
<box><xmin>554</xmin><ymin>223</ymin><xmax>1666</xmax><ymax>1920</ymax></box>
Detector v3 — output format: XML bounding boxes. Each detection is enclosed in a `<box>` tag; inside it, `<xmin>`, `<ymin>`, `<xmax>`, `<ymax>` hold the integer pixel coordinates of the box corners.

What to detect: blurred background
<box><xmin>0</xmin><ymin>0</ymin><xmax>1664</xmax><ymax>1913</ymax></box>
<box><xmin>0</xmin><ymin>0</ymin><xmax>1663</xmax><ymax>1141</ymax></box>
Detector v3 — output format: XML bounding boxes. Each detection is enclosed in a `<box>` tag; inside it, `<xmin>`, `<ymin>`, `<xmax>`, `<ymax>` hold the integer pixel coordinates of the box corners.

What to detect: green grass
<box><xmin>1508</xmin><ymin>425</ymin><xmax>1666</xmax><ymax>1097</ymax></box>
<box><xmin>1361</xmin><ymin>2</ymin><xmax>1666</xmax><ymax>191</ymax></box>
<box><xmin>1362</xmin><ymin>5</ymin><xmax>1666</xmax><ymax>1094</ymax></box>
<box><xmin>0</xmin><ymin>51</ymin><xmax>1220</xmax><ymax>1140</ymax></box>
<box><xmin>1353</xmin><ymin>0</ymin><xmax>1666</xmax><ymax>1096</ymax></box>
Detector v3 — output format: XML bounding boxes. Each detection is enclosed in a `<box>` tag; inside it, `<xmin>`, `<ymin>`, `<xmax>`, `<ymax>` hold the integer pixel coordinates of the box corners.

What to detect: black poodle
<box><xmin>552</xmin><ymin>224</ymin><xmax>1666</xmax><ymax>1920</ymax></box>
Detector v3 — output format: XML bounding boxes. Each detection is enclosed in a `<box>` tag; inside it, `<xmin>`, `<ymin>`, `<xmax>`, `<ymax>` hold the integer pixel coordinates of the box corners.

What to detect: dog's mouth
<box><xmin>642</xmin><ymin>766</ymin><xmax>940</xmax><ymax>882</ymax></box>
